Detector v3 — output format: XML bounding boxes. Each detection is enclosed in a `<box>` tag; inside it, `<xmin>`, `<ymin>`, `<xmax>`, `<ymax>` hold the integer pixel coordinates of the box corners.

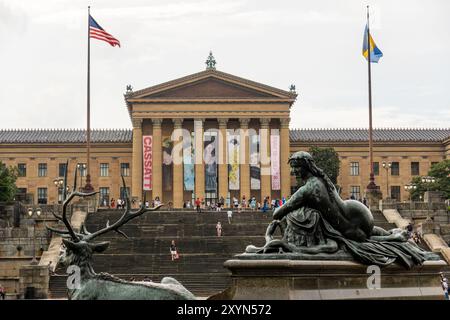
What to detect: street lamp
<box><xmin>382</xmin><ymin>162</ymin><xmax>392</xmax><ymax>199</ymax></box>
<box><xmin>27</xmin><ymin>207</ymin><xmax>42</xmax><ymax>265</ymax></box>
<box><xmin>53</xmin><ymin>177</ymin><xmax>64</xmax><ymax>204</ymax></box>
<box><xmin>404</xmin><ymin>183</ymin><xmax>417</xmax><ymax>201</ymax></box>
<box><xmin>421</xmin><ymin>176</ymin><xmax>436</xmax><ymax>222</ymax></box>
<box><xmin>421</xmin><ymin>176</ymin><xmax>436</xmax><ymax>189</ymax></box>
<box><xmin>77</xmin><ymin>163</ymin><xmax>86</xmax><ymax>191</ymax></box>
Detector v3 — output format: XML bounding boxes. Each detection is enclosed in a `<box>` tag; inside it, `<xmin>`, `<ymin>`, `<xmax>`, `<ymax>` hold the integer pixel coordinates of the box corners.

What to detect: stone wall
<box><xmin>0</xmin><ymin>258</ymin><xmax>32</xmax><ymax>299</ymax></box>
<box><xmin>0</xmin><ymin>222</ymin><xmax>52</xmax><ymax>257</ymax></box>
<box><xmin>19</xmin><ymin>265</ymin><xmax>49</xmax><ymax>299</ymax></box>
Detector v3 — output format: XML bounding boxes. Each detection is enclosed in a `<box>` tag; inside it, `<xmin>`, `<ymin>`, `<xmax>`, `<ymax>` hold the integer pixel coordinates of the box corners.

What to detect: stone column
<box><xmin>152</xmin><ymin>119</ymin><xmax>163</xmax><ymax>202</ymax></box>
<box><xmin>172</xmin><ymin>119</ymin><xmax>184</xmax><ymax>208</ymax></box>
<box><xmin>218</xmin><ymin>118</ymin><xmax>229</xmax><ymax>206</ymax></box>
<box><xmin>260</xmin><ymin>118</ymin><xmax>271</xmax><ymax>202</ymax></box>
<box><xmin>194</xmin><ymin>119</ymin><xmax>205</xmax><ymax>202</ymax></box>
<box><xmin>239</xmin><ymin>118</ymin><xmax>250</xmax><ymax>202</ymax></box>
<box><xmin>131</xmin><ymin>119</ymin><xmax>143</xmax><ymax>201</ymax></box>
<box><xmin>280</xmin><ymin>118</ymin><xmax>291</xmax><ymax>199</ymax></box>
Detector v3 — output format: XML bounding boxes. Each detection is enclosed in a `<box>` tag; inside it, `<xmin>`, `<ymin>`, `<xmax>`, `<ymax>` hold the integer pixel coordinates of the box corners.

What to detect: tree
<box><xmin>307</xmin><ymin>146</ymin><xmax>341</xmax><ymax>185</ymax></box>
<box><xmin>409</xmin><ymin>159</ymin><xmax>450</xmax><ymax>200</ymax></box>
<box><xmin>0</xmin><ymin>161</ymin><xmax>18</xmax><ymax>203</ymax></box>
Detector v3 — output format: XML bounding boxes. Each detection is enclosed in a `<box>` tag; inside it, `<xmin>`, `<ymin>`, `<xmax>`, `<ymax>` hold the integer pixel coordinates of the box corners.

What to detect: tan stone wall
<box><xmin>1</xmin><ymin>136</ymin><xmax>447</xmax><ymax>206</ymax></box>
<box><xmin>445</xmin><ymin>138</ymin><xmax>450</xmax><ymax>159</ymax></box>
<box><xmin>19</xmin><ymin>265</ymin><xmax>49</xmax><ymax>299</ymax></box>
<box><xmin>290</xmin><ymin>141</ymin><xmax>446</xmax><ymax>201</ymax></box>
<box><xmin>0</xmin><ymin>143</ymin><xmax>132</xmax><ymax>204</ymax></box>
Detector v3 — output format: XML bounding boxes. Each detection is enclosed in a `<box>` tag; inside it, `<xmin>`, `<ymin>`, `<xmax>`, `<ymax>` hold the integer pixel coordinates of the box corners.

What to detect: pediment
<box><xmin>148</xmin><ymin>78</ymin><xmax>275</xmax><ymax>99</ymax></box>
<box><xmin>126</xmin><ymin>70</ymin><xmax>297</xmax><ymax>102</ymax></box>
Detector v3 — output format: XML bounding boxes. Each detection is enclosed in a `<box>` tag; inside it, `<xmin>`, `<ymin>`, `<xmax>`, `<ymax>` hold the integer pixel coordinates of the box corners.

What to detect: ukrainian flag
<box><xmin>362</xmin><ymin>24</ymin><xmax>383</xmax><ymax>63</ymax></box>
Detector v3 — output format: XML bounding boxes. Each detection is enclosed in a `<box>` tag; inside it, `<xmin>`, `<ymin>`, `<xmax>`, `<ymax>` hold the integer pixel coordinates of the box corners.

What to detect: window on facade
<box><xmin>390</xmin><ymin>162</ymin><xmax>399</xmax><ymax>176</ymax></box>
<box><xmin>373</xmin><ymin>162</ymin><xmax>379</xmax><ymax>176</ymax></box>
<box><xmin>59</xmin><ymin>163</ymin><xmax>67</xmax><ymax>177</ymax></box>
<box><xmin>99</xmin><ymin>187</ymin><xmax>110</xmax><ymax>206</ymax></box>
<box><xmin>411</xmin><ymin>162</ymin><xmax>420</xmax><ymax>176</ymax></box>
<box><xmin>350</xmin><ymin>186</ymin><xmax>361</xmax><ymax>200</ymax></box>
<box><xmin>100</xmin><ymin>163</ymin><xmax>109</xmax><ymax>177</ymax></box>
<box><xmin>120</xmin><ymin>187</ymin><xmax>130</xmax><ymax>200</ymax></box>
<box><xmin>17</xmin><ymin>163</ymin><xmax>26</xmax><ymax>177</ymax></box>
<box><xmin>15</xmin><ymin>188</ymin><xmax>27</xmax><ymax>202</ymax></box>
<box><xmin>38</xmin><ymin>163</ymin><xmax>47</xmax><ymax>177</ymax></box>
<box><xmin>391</xmin><ymin>186</ymin><xmax>401</xmax><ymax>201</ymax></box>
<box><xmin>120</xmin><ymin>163</ymin><xmax>130</xmax><ymax>177</ymax></box>
<box><xmin>350</xmin><ymin>162</ymin><xmax>359</xmax><ymax>176</ymax></box>
<box><xmin>37</xmin><ymin>188</ymin><xmax>48</xmax><ymax>204</ymax></box>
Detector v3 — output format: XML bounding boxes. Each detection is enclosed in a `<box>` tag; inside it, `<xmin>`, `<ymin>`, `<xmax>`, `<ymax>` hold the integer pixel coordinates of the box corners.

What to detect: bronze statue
<box><xmin>246</xmin><ymin>151</ymin><xmax>439</xmax><ymax>268</ymax></box>
<box><xmin>48</xmin><ymin>166</ymin><xmax>196</xmax><ymax>300</ymax></box>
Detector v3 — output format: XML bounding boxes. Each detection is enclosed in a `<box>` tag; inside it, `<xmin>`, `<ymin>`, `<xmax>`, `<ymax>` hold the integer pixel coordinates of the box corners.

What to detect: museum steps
<box><xmin>48</xmin><ymin>208</ymin><xmax>401</xmax><ymax>298</ymax></box>
<box><xmin>371</xmin><ymin>209</ymin><xmax>397</xmax><ymax>231</ymax></box>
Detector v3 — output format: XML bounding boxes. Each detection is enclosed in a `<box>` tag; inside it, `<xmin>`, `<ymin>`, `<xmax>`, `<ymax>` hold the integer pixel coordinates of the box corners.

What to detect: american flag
<box><xmin>89</xmin><ymin>15</ymin><xmax>120</xmax><ymax>47</ymax></box>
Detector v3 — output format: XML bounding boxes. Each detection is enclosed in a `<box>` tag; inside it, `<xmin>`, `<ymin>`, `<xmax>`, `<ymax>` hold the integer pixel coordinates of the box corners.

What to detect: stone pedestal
<box><xmin>221</xmin><ymin>258</ymin><xmax>449</xmax><ymax>300</ymax></box>
<box><xmin>424</xmin><ymin>191</ymin><xmax>444</xmax><ymax>204</ymax></box>
<box><xmin>420</xmin><ymin>219</ymin><xmax>435</xmax><ymax>234</ymax></box>
<box><xmin>19</xmin><ymin>265</ymin><xmax>49</xmax><ymax>299</ymax></box>
<box><xmin>365</xmin><ymin>188</ymin><xmax>382</xmax><ymax>211</ymax></box>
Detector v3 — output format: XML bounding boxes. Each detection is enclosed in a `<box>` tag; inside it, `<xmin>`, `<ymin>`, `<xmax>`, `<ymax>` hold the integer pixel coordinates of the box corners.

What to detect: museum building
<box><xmin>0</xmin><ymin>67</ymin><xmax>449</xmax><ymax>206</ymax></box>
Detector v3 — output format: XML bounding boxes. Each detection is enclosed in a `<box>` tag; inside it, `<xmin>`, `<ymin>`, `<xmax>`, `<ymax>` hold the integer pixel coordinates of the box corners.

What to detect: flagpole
<box><xmin>84</xmin><ymin>5</ymin><xmax>93</xmax><ymax>192</ymax></box>
<box><xmin>366</xmin><ymin>5</ymin><xmax>376</xmax><ymax>188</ymax></box>
<box><xmin>367</xmin><ymin>5</ymin><xmax>373</xmax><ymax>174</ymax></box>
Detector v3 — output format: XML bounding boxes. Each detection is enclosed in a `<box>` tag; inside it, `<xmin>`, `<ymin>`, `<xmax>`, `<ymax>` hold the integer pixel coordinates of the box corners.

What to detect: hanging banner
<box><xmin>204</xmin><ymin>131</ymin><xmax>218</xmax><ymax>191</ymax></box>
<box><xmin>250</xmin><ymin>134</ymin><xmax>260</xmax><ymax>190</ymax></box>
<box><xmin>143</xmin><ymin>135</ymin><xmax>153</xmax><ymax>191</ymax></box>
<box><xmin>228</xmin><ymin>132</ymin><xmax>240</xmax><ymax>190</ymax></box>
<box><xmin>162</xmin><ymin>137</ymin><xmax>173</xmax><ymax>191</ymax></box>
<box><xmin>271</xmin><ymin>133</ymin><xmax>280</xmax><ymax>190</ymax></box>
<box><xmin>183</xmin><ymin>132</ymin><xmax>195</xmax><ymax>191</ymax></box>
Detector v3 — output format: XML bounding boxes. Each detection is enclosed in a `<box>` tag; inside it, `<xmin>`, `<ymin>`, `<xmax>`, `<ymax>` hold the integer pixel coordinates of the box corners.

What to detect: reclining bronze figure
<box><xmin>246</xmin><ymin>151</ymin><xmax>439</xmax><ymax>268</ymax></box>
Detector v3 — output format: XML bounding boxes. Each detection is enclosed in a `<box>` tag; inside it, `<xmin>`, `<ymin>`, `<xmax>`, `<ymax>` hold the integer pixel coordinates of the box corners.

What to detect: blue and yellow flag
<box><xmin>362</xmin><ymin>24</ymin><xmax>382</xmax><ymax>63</ymax></box>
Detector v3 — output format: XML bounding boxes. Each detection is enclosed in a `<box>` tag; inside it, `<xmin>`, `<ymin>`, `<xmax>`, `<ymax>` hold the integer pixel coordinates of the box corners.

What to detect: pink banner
<box><xmin>270</xmin><ymin>134</ymin><xmax>280</xmax><ymax>190</ymax></box>
<box><xmin>143</xmin><ymin>135</ymin><xmax>153</xmax><ymax>191</ymax></box>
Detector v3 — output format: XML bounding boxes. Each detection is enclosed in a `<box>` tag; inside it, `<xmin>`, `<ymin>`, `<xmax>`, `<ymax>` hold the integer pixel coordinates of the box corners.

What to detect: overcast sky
<box><xmin>1</xmin><ymin>0</ymin><xmax>449</xmax><ymax>130</ymax></box>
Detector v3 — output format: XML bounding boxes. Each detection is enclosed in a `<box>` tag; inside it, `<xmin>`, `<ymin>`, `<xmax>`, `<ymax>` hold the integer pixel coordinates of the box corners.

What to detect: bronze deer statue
<box><xmin>47</xmin><ymin>164</ymin><xmax>196</xmax><ymax>300</ymax></box>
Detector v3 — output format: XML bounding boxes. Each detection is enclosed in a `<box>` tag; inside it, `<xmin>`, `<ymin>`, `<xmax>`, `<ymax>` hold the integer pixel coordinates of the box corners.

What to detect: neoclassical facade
<box><xmin>125</xmin><ymin>68</ymin><xmax>296</xmax><ymax>207</ymax></box>
<box><xmin>0</xmin><ymin>68</ymin><xmax>449</xmax><ymax>206</ymax></box>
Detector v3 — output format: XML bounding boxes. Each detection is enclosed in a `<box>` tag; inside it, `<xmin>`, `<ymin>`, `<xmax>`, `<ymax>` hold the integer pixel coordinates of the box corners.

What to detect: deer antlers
<box><xmin>47</xmin><ymin>162</ymin><xmax>98</xmax><ymax>242</ymax></box>
<box><xmin>48</xmin><ymin>162</ymin><xmax>163</xmax><ymax>242</ymax></box>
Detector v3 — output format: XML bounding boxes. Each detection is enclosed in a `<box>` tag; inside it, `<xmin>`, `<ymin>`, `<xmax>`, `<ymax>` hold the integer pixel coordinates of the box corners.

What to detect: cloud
<box><xmin>0</xmin><ymin>0</ymin><xmax>448</xmax><ymax>130</ymax></box>
<box><xmin>0</xmin><ymin>1</ymin><xmax>28</xmax><ymax>36</ymax></box>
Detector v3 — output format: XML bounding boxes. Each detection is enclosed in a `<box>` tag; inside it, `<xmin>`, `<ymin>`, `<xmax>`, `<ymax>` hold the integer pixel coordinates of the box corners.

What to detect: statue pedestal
<box><xmin>219</xmin><ymin>258</ymin><xmax>449</xmax><ymax>300</ymax></box>
<box><xmin>365</xmin><ymin>188</ymin><xmax>382</xmax><ymax>211</ymax></box>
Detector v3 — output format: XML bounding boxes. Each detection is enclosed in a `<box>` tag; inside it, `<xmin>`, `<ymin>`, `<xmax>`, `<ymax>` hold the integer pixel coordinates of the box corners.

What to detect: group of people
<box><xmin>185</xmin><ymin>195</ymin><xmax>289</xmax><ymax>213</ymax></box>
<box><xmin>441</xmin><ymin>273</ymin><xmax>449</xmax><ymax>300</ymax></box>
<box><xmin>406</xmin><ymin>222</ymin><xmax>424</xmax><ymax>245</ymax></box>
<box><xmin>191</xmin><ymin>196</ymin><xmax>227</xmax><ymax>212</ymax></box>
<box><xmin>102</xmin><ymin>197</ymin><xmax>126</xmax><ymax>209</ymax></box>
<box><xmin>102</xmin><ymin>196</ymin><xmax>169</xmax><ymax>210</ymax></box>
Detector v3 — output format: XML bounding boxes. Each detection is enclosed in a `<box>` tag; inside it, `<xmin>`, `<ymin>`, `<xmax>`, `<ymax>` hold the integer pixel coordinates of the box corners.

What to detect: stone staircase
<box><xmin>371</xmin><ymin>209</ymin><xmax>397</xmax><ymax>231</ymax></box>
